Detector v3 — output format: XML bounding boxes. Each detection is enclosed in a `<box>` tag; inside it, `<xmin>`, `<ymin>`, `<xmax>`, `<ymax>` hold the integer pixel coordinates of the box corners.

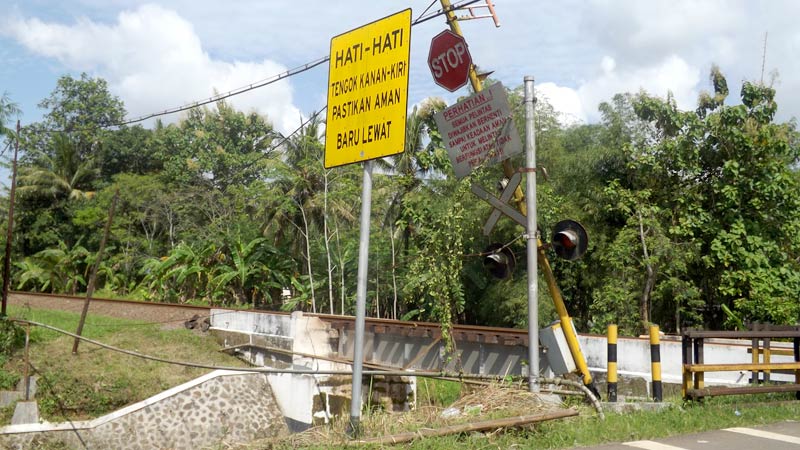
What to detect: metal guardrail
<box><xmin>682</xmin><ymin>326</ymin><xmax>800</xmax><ymax>400</ymax></box>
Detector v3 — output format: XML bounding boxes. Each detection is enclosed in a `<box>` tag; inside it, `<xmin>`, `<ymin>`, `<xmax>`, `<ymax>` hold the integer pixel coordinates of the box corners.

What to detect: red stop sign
<box><xmin>427</xmin><ymin>30</ymin><xmax>472</xmax><ymax>92</ymax></box>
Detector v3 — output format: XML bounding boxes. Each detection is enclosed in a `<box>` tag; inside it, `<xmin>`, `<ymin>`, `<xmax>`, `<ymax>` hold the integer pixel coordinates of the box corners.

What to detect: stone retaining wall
<box><xmin>0</xmin><ymin>370</ymin><xmax>287</xmax><ymax>450</ymax></box>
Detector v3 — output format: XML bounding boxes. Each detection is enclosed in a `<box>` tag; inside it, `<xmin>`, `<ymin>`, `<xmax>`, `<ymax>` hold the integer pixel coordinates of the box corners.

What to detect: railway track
<box><xmin>7</xmin><ymin>291</ymin><xmax>530</xmax><ymax>344</ymax></box>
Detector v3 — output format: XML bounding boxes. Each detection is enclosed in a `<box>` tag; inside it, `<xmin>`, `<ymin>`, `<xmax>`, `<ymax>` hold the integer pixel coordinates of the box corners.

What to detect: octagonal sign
<box><xmin>427</xmin><ymin>29</ymin><xmax>472</xmax><ymax>92</ymax></box>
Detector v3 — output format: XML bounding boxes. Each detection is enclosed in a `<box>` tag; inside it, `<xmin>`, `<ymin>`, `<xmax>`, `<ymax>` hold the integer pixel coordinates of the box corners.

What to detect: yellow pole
<box><xmin>607</xmin><ymin>324</ymin><xmax>618</xmax><ymax>402</ymax></box>
<box><xmin>437</xmin><ymin>0</ymin><xmax>596</xmax><ymax>394</ymax></box>
<box><xmin>538</xmin><ymin>241</ymin><xmax>594</xmax><ymax>388</ymax></box>
<box><xmin>650</xmin><ymin>325</ymin><xmax>662</xmax><ymax>402</ymax></box>
<box><xmin>438</xmin><ymin>0</ymin><xmax>525</xmax><ymax>214</ymax></box>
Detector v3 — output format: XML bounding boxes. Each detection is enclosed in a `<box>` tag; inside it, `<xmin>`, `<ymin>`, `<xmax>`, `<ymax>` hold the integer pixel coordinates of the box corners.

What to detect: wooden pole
<box><xmin>72</xmin><ymin>189</ymin><xmax>119</xmax><ymax>354</ymax></box>
<box><xmin>355</xmin><ymin>409</ymin><xmax>578</xmax><ymax>445</ymax></box>
<box><xmin>1</xmin><ymin>120</ymin><xmax>20</xmax><ymax>317</ymax></box>
<box><xmin>23</xmin><ymin>322</ymin><xmax>30</xmax><ymax>400</ymax></box>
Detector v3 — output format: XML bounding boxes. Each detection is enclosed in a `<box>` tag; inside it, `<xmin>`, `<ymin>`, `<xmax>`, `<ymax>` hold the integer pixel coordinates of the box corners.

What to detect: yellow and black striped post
<box><xmin>650</xmin><ymin>325</ymin><xmax>663</xmax><ymax>402</ymax></box>
<box><xmin>607</xmin><ymin>324</ymin><xmax>618</xmax><ymax>402</ymax></box>
<box><xmin>794</xmin><ymin>336</ymin><xmax>799</xmax><ymax>400</ymax></box>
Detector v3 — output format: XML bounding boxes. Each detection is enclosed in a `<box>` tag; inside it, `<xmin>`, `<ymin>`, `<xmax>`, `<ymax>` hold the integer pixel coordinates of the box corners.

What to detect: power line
<box><xmin>118</xmin><ymin>56</ymin><xmax>330</xmax><ymax>127</ymax></box>
<box><xmin>117</xmin><ymin>0</ymin><xmax>480</xmax><ymax>127</ymax></box>
<box><xmin>415</xmin><ymin>0</ymin><xmax>441</xmax><ymax>23</ymax></box>
<box><xmin>220</xmin><ymin>107</ymin><xmax>327</xmax><ymax>186</ymax></box>
<box><xmin>24</xmin><ymin>0</ymin><xmax>482</xmax><ymax>133</ymax></box>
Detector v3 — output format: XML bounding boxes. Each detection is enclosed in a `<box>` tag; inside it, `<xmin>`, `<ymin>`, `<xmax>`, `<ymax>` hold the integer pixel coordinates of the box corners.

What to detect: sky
<box><xmin>1</xmin><ymin>0</ymin><xmax>799</xmax><ymax>138</ymax></box>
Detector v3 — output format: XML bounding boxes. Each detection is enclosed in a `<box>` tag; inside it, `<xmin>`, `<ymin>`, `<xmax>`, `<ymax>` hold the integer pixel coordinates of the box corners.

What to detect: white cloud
<box><xmin>583</xmin><ymin>0</ymin><xmax>745</xmax><ymax>67</ymax></box>
<box><xmin>578</xmin><ymin>55</ymin><xmax>701</xmax><ymax>120</ymax></box>
<box><xmin>3</xmin><ymin>4</ymin><xmax>301</xmax><ymax>134</ymax></box>
<box><xmin>537</xmin><ymin>82</ymin><xmax>585</xmax><ymax>125</ymax></box>
<box><xmin>532</xmin><ymin>55</ymin><xmax>701</xmax><ymax>125</ymax></box>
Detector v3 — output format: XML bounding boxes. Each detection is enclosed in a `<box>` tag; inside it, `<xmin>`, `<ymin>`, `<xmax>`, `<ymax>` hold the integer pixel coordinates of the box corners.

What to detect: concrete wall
<box><xmin>0</xmin><ymin>371</ymin><xmax>287</xmax><ymax>450</ymax></box>
<box><xmin>209</xmin><ymin>309</ymin><xmax>798</xmax><ymax>403</ymax></box>
<box><xmin>579</xmin><ymin>334</ymin><xmax>797</xmax><ymax>386</ymax></box>
<box><xmin>210</xmin><ymin>309</ymin><xmax>415</xmax><ymax>430</ymax></box>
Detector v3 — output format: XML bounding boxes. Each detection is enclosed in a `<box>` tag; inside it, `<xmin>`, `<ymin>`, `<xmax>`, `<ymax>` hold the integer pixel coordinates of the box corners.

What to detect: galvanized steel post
<box><xmin>348</xmin><ymin>160</ymin><xmax>374</xmax><ymax>437</ymax></box>
<box><xmin>438</xmin><ymin>0</ymin><xmax>596</xmax><ymax>397</ymax></box>
<box><xmin>523</xmin><ymin>76</ymin><xmax>539</xmax><ymax>392</ymax></box>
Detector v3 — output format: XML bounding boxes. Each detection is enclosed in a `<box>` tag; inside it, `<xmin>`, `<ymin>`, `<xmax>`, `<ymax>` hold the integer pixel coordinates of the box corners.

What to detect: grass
<box><xmin>1</xmin><ymin>304</ymin><xmax>248</xmax><ymax>424</ymax></box>
<box><xmin>417</xmin><ymin>378</ymin><xmax>463</xmax><ymax>407</ymax></box>
<box><xmin>249</xmin><ymin>386</ymin><xmax>800</xmax><ymax>450</ymax></box>
<box><xmin>2</xmin><ymin>305</ymin><xmax>799</xmax><ymax>449</ymax></box>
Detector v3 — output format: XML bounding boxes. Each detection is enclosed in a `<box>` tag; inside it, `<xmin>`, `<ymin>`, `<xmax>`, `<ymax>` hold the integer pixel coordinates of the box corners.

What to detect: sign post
<box><xmin>427</xmin><ymin>29</ymin><xmax>472</xmax><ymax>92</ymax></box>
<box><xmin>325</xmin><ymin>9</ymin><xmax>411</xmax><ymax>437</ymax></box>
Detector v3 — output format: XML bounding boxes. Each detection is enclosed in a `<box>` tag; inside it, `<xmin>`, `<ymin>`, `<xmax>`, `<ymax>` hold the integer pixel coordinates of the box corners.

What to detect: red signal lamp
<box><xmin>551</xmin><ymin>220</ymin><xmax>588</xmax><ymax>261</ymax></box>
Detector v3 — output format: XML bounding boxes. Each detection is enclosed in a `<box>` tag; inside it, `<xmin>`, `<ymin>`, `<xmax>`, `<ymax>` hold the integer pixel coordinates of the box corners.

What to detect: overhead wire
<box><xmin>218</xmin><ymin>106</ymin><xmax>328</xmax><ymax>186</ymax></box>
<box><xmin>117</xmin><ymin>56</ymin><xmax>330</xmax><ymax>127</ymax></box>
<box><xmin>415</xmin><ymin>0</ymin><xmax>440</xmax><ymax>23</ymax></box>
<box><xmin>22</xmin><ymin>0</ymin><xmax>483</xmax><ymax>133</ymax></box>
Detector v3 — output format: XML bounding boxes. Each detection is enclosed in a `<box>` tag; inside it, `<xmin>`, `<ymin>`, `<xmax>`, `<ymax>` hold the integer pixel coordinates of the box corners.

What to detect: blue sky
<box><xmin>1</xmin><ymin>1</ymin><xmax>799</xmax><ymax>139</ymax></box>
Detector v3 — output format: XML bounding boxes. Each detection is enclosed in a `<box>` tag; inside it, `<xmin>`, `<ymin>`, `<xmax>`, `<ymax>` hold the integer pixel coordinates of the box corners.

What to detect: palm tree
<box><xmin>377</xmin><ymin>99</ymin><xmax>448</xmax><ymax>317</ymax></box>
<box><xmin>17</xmin><ymin>133</ymin><xmax>97</xmax><ymax>200</ymax></box>
<box><xmin>0</xmin><ymin>92</ymin><xmax>20</xmax><ymax>137</ymax></box>
<box><xmin>266</xmin><ymin>113</ymin><xmax>358</xmax><ymax>313</ymax></box>
<box><xmin>382</xmin><ymin>98</ymin><xmax>448</xmax><ymax>241</ymax></box>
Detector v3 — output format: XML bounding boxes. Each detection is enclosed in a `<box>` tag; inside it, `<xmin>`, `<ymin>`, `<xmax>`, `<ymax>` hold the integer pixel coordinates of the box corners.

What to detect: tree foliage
<box><xmin>5</xmin><ymin>69</ymin><xmax>799</xmax><ymax>336</ymax></box>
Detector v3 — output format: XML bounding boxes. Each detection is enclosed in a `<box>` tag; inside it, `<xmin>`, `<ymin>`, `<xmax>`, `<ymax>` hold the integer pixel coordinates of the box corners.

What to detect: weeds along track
<box><xmin>7</xmin><ymin>291</ymin><xmax>530</xmax><ymax>344</ymax></box>
<box><xmin>7</xmin><ymin>291</ymin><xmax>212</xmax><ymax>329</ymax></box>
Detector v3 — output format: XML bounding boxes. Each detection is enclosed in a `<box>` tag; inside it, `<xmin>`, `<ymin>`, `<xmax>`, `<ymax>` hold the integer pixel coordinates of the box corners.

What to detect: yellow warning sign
<box><xmin>325</xmin><ymin>9</ymin><xmax>411</xmax><ymax>169</ymax></box>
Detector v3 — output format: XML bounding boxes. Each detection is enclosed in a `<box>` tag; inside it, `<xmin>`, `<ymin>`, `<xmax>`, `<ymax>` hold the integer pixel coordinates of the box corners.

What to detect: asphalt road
<box><xmin>584</xmin><ymin>421</ymin><xmax>800</xmax><ymax>450</ymax></box>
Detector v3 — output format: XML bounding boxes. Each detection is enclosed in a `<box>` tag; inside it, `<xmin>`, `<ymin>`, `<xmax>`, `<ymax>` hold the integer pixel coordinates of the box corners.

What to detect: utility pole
<box><xmin>73</xmin><ymin>189</ymin><xmax>119</xmax><ymax>354</ymax></box>
<box><xmin>1</xmin><ymin>120</ymin><xmax>20</xmax><ymax>318</ymax></box>
<box><xmin>438</xmin><ymin>0</ymin><xmax>527</xmax><ymax>215</ymax></box>
<box><xmin>438</xmin><ymin>0</ymin><xmax>598</xmax><ymax>396</ymax></box>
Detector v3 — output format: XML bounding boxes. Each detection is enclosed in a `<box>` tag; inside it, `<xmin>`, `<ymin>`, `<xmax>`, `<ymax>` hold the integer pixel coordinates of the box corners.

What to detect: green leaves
<box><xmin>619</xmin><ymin>69</ymin><xmax>800</xmax><ymax>328</ymax></box>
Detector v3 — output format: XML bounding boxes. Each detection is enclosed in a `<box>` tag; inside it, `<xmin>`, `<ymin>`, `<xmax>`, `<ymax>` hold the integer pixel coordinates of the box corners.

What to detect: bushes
<box><xmin>0</xmin><ymin>317</ymin><xmax>24</xmax><ymax>356</ymax></box>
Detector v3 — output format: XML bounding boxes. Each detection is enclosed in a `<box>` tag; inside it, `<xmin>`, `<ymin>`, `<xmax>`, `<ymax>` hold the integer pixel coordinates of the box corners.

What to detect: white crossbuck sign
<box><xmin>471</xmin><ymin>172</ymin><xmax>526</xmax><ymax>236</ymax></box>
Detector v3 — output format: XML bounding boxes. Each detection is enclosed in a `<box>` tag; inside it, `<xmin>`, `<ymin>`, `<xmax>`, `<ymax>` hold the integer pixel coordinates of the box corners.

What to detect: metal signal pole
<box><xmin>438</xmin><ymin>0</ymin><xmax>597</xmax><ymax>395</ymax></box>
<box><xmin>523</xmin><ymin>76</ymin><xmax>539</xmax><ymax>392</ymax></box>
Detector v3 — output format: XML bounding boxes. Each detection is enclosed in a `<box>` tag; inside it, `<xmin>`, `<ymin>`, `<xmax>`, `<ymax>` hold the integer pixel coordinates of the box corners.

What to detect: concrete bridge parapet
<box><xmin>209</xmin><ymin>309</ymin><xmax>416</xmax><ymax>430</ymax></box>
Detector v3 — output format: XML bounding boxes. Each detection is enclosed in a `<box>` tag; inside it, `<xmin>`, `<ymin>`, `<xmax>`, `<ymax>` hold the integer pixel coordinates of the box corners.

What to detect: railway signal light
<box><xmin>483</xmin><ymin>243</ymin><xmax>516</xmax><ymax>279</ymax></box>
<box><xmin>551</xmin><ymin>220</ymin><xmax>588</xmax><ymax>261</ymax></box>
